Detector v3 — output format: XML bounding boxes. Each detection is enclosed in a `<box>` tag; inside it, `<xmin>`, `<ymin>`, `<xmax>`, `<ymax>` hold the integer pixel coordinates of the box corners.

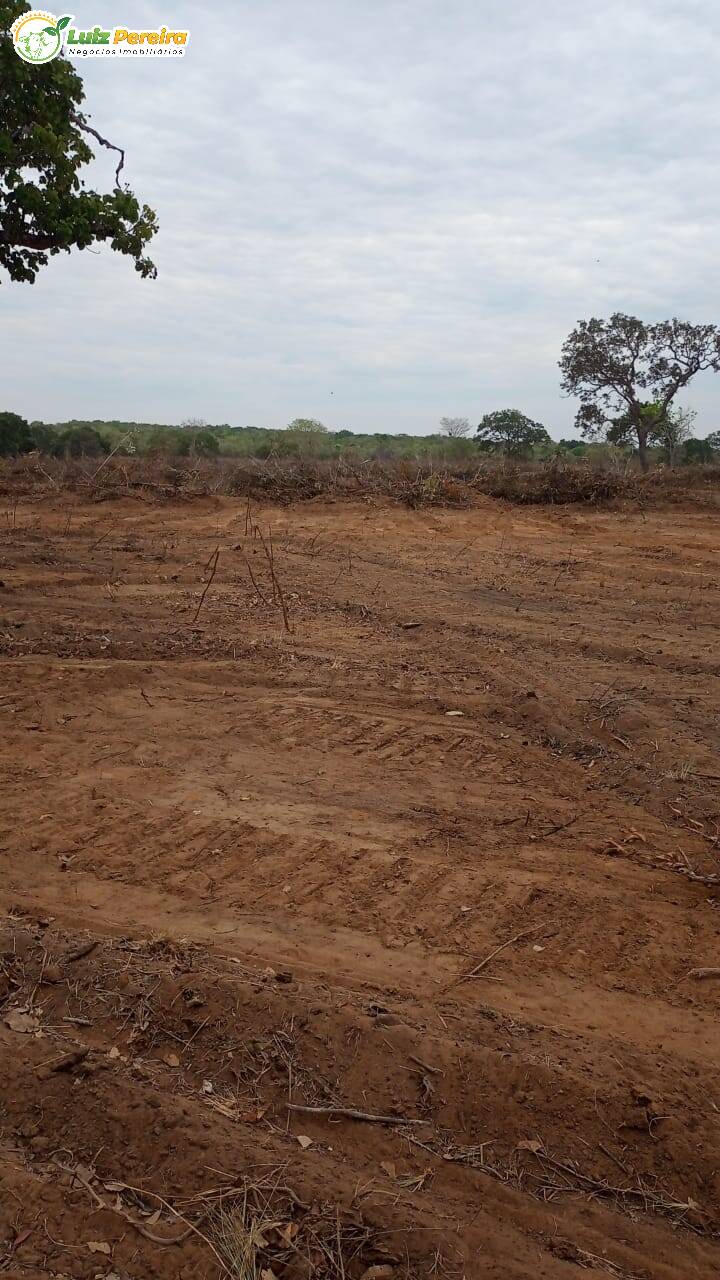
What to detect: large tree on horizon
<box><xmin>559</xmin><ymin>314</ymin><xmax>720</xmax><ymax>471</ymax></box>
<box><xmin>0</xmin><ymin>1</ymin><xmax>157</xmax><ymax>282</ymax></box>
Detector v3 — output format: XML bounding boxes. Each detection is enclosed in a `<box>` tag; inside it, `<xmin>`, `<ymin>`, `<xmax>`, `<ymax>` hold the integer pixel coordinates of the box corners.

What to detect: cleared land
<box><xmin>0</xmin><ymin>491</ymin><xmax>718</xmax><ymax>1280</ymax></box>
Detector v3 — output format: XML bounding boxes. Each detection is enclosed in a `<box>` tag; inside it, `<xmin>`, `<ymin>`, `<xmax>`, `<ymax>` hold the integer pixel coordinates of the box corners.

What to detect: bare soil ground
<box><xmin>0</xmin><ymin>492</ymin><xmax>718</xmax><ymax>1280</ymax></box>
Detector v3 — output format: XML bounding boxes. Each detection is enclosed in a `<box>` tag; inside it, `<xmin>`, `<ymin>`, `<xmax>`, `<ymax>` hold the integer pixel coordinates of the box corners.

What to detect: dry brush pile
<box><xmin>1</xmin><ymin>453</ymin><xmax>718</xmax><ymax>509</ymax></box>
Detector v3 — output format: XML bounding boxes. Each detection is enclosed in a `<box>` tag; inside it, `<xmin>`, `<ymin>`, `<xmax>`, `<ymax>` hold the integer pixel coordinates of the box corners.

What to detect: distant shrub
<box><xmin>52</xmin><ymin>425</ymin><xmax>109</xmax><ymax>457</ymax></box>
<box><xmin>28</xmin><ymin>422</ymin><xmax>58</xmax><ymax>452</ymax></box>
<box><xmin>187</xmin><ymin>430</ymin><xmax>220</xmax><ymax>457</ymax></box>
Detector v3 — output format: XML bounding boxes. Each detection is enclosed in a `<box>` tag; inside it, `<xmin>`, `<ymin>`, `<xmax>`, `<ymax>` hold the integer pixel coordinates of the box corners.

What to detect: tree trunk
<box><xmin>628</xmin><ymin>404</ymin><xmax>649</xmax><ymax>473</ymax></box>
<box><xmin>636</xmin><ymin>428</ymin><xmax>650</xmax><ymax>472</ymax></box>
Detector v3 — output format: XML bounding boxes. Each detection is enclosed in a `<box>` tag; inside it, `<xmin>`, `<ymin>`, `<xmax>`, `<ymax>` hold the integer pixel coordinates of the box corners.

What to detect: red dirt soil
<box><xmin>0</xmin><ymin>492</ymin><xmax>718</xmax><ymax>1280</ymax></box>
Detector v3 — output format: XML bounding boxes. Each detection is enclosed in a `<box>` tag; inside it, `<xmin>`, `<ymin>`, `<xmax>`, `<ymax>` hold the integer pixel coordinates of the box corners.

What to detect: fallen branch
<box><xmin>192</xmin><ymin>545</ymin><xmax>220</xmax><ymax>624</ymax></box>
<box><xmin>259</xmin><ymin>527</ymin><xmax>294</xmax><ymax>633</ymax></box>
<box><xmin>64</xmin><ymin>939</ymin><xmax>98</xmax><ymax>964</ymax></box>
<box><xmin>444</xmin><ymin>919</ymin><xmax>557</xmax><ymax>992</ymax></box>
<box><xmin>87</xmin><ymin>524</ymin><xmax>114</xmax><ymax>553</ymax></box>
<box><xmin>536</xmin><ymin>814</ymin><xmax>579</xmax><ymax>839</ymax></box>
<box><xmin>671</xmin><ymin>864</ymin><xmax>720</xmax><ymax>888</ymax></box>
<box><xmin>286</xmin><ymin>1103</ymin><xmax>427</xmax><ymax>1127</ymax></box>
<box><xmin>242</xmin><ymin>550</ymin><xmax>270</xmax><ymax>605</ymax></box>
<box><xmin>532</xmin><ymin>1150</ymin><xmax>700</xmax><ymax>1219</ymax></box>
<box><xmin>54</xmin><ymin>1161</ymin><xmax>216</xmax><ymax>1253</ymax></box>
<box><xmin>87</xmin><ymin>431</ymin><xmax>135</xmax><ymax>482</ymax></box>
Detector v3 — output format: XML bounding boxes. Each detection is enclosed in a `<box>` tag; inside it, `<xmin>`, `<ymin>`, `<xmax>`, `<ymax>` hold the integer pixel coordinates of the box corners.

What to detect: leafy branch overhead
<box><xmin>0</xmin><ymin>0</ymin><xmax>157</xmax><ymax>282</ymax></box>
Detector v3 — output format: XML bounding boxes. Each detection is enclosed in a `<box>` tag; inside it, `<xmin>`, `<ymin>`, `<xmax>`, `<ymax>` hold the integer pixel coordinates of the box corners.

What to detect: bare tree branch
<box><xmin>70</xmin><ymin>113</ymin><xmax>126</xmax><ymax>189</ymax></box>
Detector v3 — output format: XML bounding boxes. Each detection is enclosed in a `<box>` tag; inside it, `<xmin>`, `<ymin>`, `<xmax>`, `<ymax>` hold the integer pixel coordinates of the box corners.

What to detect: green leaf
<box><xmin>43</xmin><ymin>25</ymin><xmax>58</xmax><ymax>34</ymax></box>
<box><xmin>56</xmin><ymin>15</ymin><xmax>72</xmax><ymax>30</ymax></box>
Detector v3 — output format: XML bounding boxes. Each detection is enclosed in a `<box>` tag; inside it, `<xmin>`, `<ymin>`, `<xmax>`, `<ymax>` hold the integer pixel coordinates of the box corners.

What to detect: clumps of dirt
<box><xmin>1</xmin><ymin>916</ymin><xmax>719</xmax><ymax>1275</ymax></box>
<box><xmin>0</xmin><ymin>922</ymin><xmax>427</xmax><ymax>1277</ymax></box>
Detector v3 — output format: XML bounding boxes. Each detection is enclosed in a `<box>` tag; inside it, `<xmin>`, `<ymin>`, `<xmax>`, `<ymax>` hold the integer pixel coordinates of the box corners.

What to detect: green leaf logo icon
<box><xmin>43</xmin><ymin>25</ymin><xmax>57</xmax><ymax>34</ymax></box>
<box><xmin>56</xmin><ymin>15</ymin><xmax>72</xmax><ymax>30</ymax></box>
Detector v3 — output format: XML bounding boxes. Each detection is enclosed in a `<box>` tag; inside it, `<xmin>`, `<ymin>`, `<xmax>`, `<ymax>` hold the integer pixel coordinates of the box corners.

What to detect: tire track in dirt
<box><xmin>1</xmin><ymin>495</ymin><xmax>719</xmax><ymax>1278</ymax></box>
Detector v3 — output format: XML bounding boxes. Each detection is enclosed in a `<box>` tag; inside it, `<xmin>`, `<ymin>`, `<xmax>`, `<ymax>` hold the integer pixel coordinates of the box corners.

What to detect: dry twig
<box><xmin>286</xmin><ymin>1103</ymin><xmax>427</xmax><ymax>1126</ymax></box>
<box><xmin>444</xmin><ymin>919</ymin><xmax>557</xmax><ymax>991</ymax></box>
<box><xmin>191</xmin><ymin>545</ymin><xmax>221</xmax><ymax>623</ymax></box>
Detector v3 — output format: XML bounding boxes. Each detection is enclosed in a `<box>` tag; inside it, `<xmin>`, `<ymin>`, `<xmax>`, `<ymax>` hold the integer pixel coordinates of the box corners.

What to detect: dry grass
<box><xmin>211</xmin><ymin>1195</ymin><xmax>278</xmax><ymax>1280</ymax></box>
<box><xmin>665</xmin><ymin>759</ymin><xmax>696</xmax><ymax>782</ymax></box>
<box><xmin>205</xmin><ymin>1176</ymin><xmax>379</xmax><ymax>1280</ymax></box>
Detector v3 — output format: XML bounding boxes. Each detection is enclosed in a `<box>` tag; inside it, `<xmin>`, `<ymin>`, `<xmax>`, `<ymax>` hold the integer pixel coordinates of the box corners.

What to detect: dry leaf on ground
<box><xmin>5</xmin><ymin>1009</ymin><xmax>40</xmax><ymax>1033</ymax></box>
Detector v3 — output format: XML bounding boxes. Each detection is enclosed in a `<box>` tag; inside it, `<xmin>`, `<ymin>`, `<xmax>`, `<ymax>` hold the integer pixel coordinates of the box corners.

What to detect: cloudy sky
<box><xmin>5</xmin><ymin>0</ymin><xmax>720</xmax><ymax>435</ymax></box>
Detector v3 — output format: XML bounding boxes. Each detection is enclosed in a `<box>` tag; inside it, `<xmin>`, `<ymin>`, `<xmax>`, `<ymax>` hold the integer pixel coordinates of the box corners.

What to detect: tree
<box><xmin>1</xmin><ymin>1</ymin><xmax>157</xmax><ymax>283</ymax></box>
<box><xmin>180</xmin><ymin>417</ymin><xmax>208</xmax><ymax>431</ymax></box>
<box><xmin>286</xmin><ymin>418</ymin><xmax>328</xmax><ymax>458</ymax></box>
<box><xmin>53</xmin><ymin>425</ymin><xmax>108</xmax><ymax>456</ymax></box>
<box><xmin>475</xmin><ymin>409</ymin><xmax>550</xmax><ymax>458</ymax></box>
<box><xmin>190</xmin><ymin>430</ymin><xmax>220</xmax><ymax>457</ymax></box>
<box><xmin>654</xmin><ymin>405</ymin><xmax>695</xmax><ymax>464</ymax></box>
<box><xmin>706</xmin><ymin>430</ymin><xmax>720</xmax><ymax>452</ymax></box>
<box><xmin>559</xmin><ymin>314</ymin><xmax>720</xmax><ymax>471</ymax></box>
<box><xmin>146</xmin><ymin>429</ymin><xmax>182</xmax><ymax>456</ymax></box>
<box><xmin>287</xmin><ymin>418</ymin><xmax>327</xmax><ymax>433</ymax></box>
<box><xmin>608</xmin><ymin>401</ymin><xmax>696</xmax><ymax>465</ymax></box>
<box><xmin>28</xmin><ymin>421</ymin><xmax>57</xmax><ymax>452</ymax></box>
<box><xmin>0</xmin><ymin>409</ymin><xmax>33</xmax><ymax>454</ymax></box>
<box><xmin>683</xmin><ymin>437</ymin><xmax>716</xmax><ymax>464</ymax></box>
<box><xmin>439</xmin><ymin>416</ymin><xmax>471</xmax><ymax>438</ymax></box>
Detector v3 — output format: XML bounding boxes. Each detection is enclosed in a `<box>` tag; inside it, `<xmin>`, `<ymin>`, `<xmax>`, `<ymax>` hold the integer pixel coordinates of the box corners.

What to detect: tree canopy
<box><xmin>475</xmin><ymin>409</ymin><xmax>550</xmax><ymax>457</ymax></box>
<box><xmin>53</xmin><ymin>424</ymin><xmax>108</xmax><ymax>456</ymax></box>
<box><xmin>559</xmin><ymin>314</ymin><xmax>720</xmax><ymax>470</ymax></box>
<box><xmin>683</xmin><ymin>437</ymin><xmax>716</xmax><ymax>464</ymax></box>
<box><xmin>0</xmin><ymin>1</ymin><xmax>157</xmax><ymax>282</ymax></box>
<box><xmin>0</xmin><ymin>409</ymin><xmax>33</xmax><ymax>454</ymax></box>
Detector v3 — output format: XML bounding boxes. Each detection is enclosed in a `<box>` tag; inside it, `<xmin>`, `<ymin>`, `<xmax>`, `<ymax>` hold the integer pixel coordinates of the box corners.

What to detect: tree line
<box><xmin>1</xmin><ymin>404</ymin><xmax>718</xmax><ymax>467</ymax></box>
<box><xmin>3</xmin><ymin>17</ymin><xmax>720</xmax><ymax>471</ymax></box>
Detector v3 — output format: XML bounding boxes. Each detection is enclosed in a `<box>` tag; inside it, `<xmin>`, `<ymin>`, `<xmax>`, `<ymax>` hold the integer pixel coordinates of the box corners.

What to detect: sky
<box><xmin>4</xmin><ymin>0</ymin><xmax>720</xmax><ymax>436</ymax></box>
